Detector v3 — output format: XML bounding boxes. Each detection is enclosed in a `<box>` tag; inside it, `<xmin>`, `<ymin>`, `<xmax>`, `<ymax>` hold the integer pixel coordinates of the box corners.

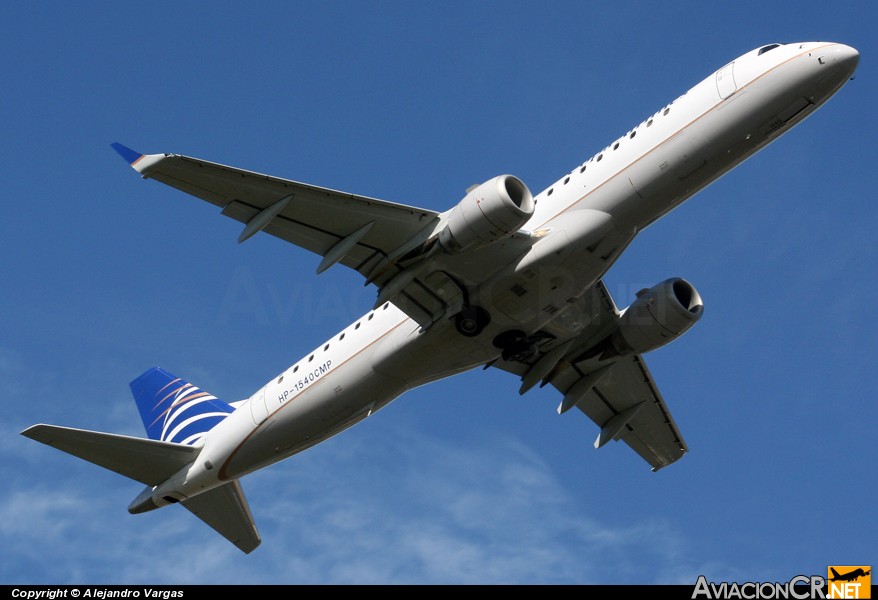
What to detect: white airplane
<box><xmin>23</xmin><ymin>41</ymin><xmax>858</xmax><ymax>553</ymax></box>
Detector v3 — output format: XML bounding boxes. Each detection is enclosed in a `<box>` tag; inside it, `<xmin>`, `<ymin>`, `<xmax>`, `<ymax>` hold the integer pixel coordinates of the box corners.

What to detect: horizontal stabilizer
<box><xmin>182</xmin><ymin>480</ymin><xmax>261</xmax><ymax>553</ymax></box>
<box><xmin>21</xmin><ymin>424</ymin><xmax>197</xmax><ymax>486</ymax></box>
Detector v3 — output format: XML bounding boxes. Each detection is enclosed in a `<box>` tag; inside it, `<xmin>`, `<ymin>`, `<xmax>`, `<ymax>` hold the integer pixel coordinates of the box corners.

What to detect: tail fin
<box><xmin>831</xmin><ymin>568</ymin><xmax>841</xmax><ymax>579</ymax></box>
<box><xmin>131</xmin><ymin>367</ymin><xmax>234</xmax><ymax>445</ymax></box>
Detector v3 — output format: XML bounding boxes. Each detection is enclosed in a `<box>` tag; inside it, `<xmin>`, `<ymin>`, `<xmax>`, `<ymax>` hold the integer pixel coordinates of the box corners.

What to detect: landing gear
<box><xmin>501</xmin><ymin>338</ymin><xmax>539</xmax><ymax>362</ymax></box>
<box><xmin>454</xmin><ymin>306</ymin><xmax>491</xmax><ymax>337</ymax></box>
<box><xmin>493</xmin><ymin>329</ymin><xmax>554</xmax><ymax>362</ymax></box>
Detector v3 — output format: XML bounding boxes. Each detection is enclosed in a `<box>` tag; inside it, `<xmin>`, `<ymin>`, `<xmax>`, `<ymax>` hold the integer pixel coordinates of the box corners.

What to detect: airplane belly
<box><xmin>475</xmin><ymin>210</ymin><xmax>634</xmax><ymax>333</ymax></box>
<box><xmin>372</xmin><ymin>318</ymin><xmax>500</xmax><ymax>387</ymax></box>
<box><xmin>221</xmin><ymin>353</ymin><xmax>406</xmax><ymax>479</ymax></box>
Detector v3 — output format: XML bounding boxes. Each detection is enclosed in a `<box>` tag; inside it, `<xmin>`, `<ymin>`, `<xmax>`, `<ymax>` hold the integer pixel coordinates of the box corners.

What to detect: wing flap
<box><xmin>221</xmin><ymin>199</ymin><xmax>386</xmax><ymax>272</ymax></box>
<box><xmin>574</xmin><ymin>356</ymin><xmax>687</xmax><ymax>470</ymax></box>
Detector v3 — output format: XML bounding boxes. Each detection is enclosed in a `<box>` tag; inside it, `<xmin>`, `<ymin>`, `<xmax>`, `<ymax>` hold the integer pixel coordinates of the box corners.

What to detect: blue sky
<box><xmin>2</xmin><ymin>0</ymin><xmax>875</xmax><ymax>585</ymax></box>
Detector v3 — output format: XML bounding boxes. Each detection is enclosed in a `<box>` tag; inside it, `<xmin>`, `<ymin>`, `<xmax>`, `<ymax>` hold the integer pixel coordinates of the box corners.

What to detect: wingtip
<box><xmin>111</xmin><ymin>142</ymin><xmax>144</xmax><ymax>166</ymax></box>
<box><xmin>239</xmin><ymin>537</ymin><xmax>262</xmax><ymax>554</ymax></box>
<box><xmin>20</xmin><ymin>424</ymin><xmax>42</xmax><ymax>437</ymax></box>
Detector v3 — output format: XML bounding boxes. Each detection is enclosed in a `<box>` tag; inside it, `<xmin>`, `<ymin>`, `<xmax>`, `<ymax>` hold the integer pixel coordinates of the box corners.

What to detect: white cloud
<box><xmin>0</xmin><ymin>489</ymin><xmax>87</xmax><ymax>540</ymax></box>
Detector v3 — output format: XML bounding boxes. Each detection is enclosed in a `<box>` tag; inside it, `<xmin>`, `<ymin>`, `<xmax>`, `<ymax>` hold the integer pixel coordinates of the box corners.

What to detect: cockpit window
<box><xmin>758</xmin><ymin>44</ymin><xmax>781</xmax><ymax>56</ymax></box>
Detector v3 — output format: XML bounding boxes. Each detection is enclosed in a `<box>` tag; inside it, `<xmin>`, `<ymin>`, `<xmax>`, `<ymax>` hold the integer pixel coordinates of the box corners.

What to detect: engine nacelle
<box><xmin>610</xmin><ymin>278</ymin><xmax>704</xmax><ymax>355</ymax></box>
<box><xmin>438</xmin><ymin>175</ymin><xmax>534</xmax><ymax>254</ymax></box>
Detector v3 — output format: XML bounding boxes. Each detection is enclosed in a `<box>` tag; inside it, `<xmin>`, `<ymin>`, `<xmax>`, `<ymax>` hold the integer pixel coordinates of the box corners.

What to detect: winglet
<box><xmin>111</xmin><ymin>142</ymin><xmax>144</xmax><ymax>165</ymax></box>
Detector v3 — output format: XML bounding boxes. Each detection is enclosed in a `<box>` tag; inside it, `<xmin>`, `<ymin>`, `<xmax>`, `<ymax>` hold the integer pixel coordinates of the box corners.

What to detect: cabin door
<box><xmin>249</xmin><ymin>386</ymin><xmax>269</xmax><ymax>425</ymax></box>
<box><xmin>716</xmin><ymin>62</ymin><xmax>737</xmax><ymax>99</ymax></box>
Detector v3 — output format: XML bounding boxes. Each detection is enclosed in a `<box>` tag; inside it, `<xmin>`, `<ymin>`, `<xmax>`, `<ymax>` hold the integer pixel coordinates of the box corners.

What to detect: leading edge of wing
<box><xmin>109</xmin><ymin>142</ymin><xmax>440</xmax><ymax>220</ymax></box>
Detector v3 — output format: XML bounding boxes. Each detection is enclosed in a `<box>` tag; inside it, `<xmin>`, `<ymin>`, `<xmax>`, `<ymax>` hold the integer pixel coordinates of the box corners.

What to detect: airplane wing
<box><xmin>112</xmin><ymin>143</ymin><xmax>441</xmax><ymax>295</ymax></box>
<box><xmin>490</xmin><ymin>280</ymin><xmax>688</xmax><ymax>471</ymax></box>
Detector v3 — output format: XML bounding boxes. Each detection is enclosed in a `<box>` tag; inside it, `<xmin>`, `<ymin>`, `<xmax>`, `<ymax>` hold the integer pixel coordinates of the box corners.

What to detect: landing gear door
<box><xmin>716</xmin><ymin>62</ymin><xmax>737</xmax><ymax>99</ymax></box>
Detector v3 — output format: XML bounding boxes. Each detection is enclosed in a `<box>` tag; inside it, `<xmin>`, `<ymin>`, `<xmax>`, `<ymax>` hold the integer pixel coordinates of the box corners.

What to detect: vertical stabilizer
<box><xmin>131</xmin><ymin>367</ymin><xmax>234</xmax><ymax>445</ymax></box>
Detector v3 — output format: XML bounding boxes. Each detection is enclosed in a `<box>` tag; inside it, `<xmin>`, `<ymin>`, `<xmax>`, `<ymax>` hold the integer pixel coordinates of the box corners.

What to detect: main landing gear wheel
<box><xmin>454</xmin><ymin>306</ymin><xmax>491</xmax><ymax>337</ymax></box>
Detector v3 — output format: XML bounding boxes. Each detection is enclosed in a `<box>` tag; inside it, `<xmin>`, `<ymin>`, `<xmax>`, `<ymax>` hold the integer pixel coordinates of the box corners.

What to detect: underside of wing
<box><xmin>490</xmin><ymin>280</ymin><xmax>688</xmax><ymax>471</ymax></box>
<box><xmin>551</xmin><ymin>354</ymin><xmax>687</xmax><ymax>470</ymax></box>
<box><xmin>114</xmin><ymin>144</ymin><xmax>440</xmax><ymax>283</ymax></box>
<box><xmin>112</xmin><ymin>144</ymin><xmax>539</xmax><ymax>331</ymax></box>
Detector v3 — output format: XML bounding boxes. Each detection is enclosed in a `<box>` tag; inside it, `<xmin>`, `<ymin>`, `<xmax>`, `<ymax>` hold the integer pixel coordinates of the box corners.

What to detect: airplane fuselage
<box><xmin>146</xmin><ymin>42</ymin><xmax>858</xmax><ymax>506</ymax></box>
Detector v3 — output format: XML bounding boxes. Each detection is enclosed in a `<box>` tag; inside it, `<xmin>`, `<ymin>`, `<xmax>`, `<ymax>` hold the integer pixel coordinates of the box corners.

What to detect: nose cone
<box><xmin>808</xmin><ymin>43</ymin><xmax>860</xmax><ymax>101</ymax></box>
<box><xmin>827</xmin><ymin>43</ymin><xmax>860</xmax><ymax>79</ymax></box>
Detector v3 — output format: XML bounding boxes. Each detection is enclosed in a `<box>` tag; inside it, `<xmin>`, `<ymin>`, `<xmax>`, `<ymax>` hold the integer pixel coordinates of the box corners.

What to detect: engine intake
<box><xmin>610</xmin><ymin>278</ymin><xmax>704</xmax><ymax>355</ymax></box>
<box><xmin>439</xmin><ymin>175</ymin><xmax>534</xmax><ymax>254</ymax></box>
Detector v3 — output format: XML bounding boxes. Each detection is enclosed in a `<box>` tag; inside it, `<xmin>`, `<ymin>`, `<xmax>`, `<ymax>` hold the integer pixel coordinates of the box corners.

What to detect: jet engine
<box><xmin>438</xmin><ymin>175</ymin><xmax>534</xmax><ymax>254</ymax></box>
<box><xmin>610</xmin><ymin>278</ymin><xmax>704</xmax><ymax>355</ymax></box>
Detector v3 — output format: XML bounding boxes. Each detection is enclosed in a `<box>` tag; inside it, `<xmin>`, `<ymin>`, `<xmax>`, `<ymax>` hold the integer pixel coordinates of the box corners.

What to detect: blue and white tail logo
<box><xmin>130</xmin><ymin>367</ymin><xmax>234</xmax><ymax>445</ymax></box>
